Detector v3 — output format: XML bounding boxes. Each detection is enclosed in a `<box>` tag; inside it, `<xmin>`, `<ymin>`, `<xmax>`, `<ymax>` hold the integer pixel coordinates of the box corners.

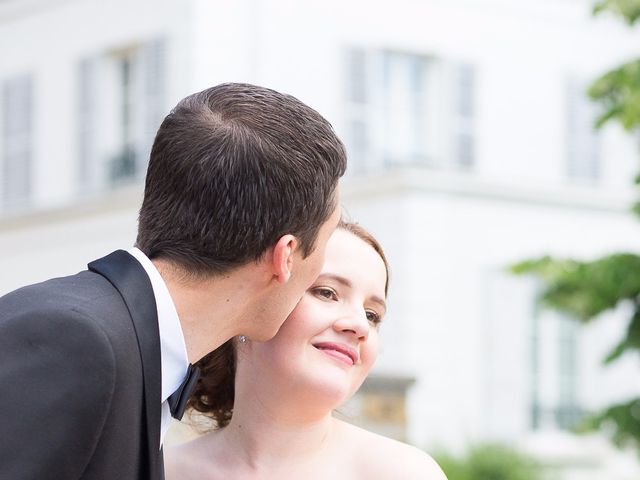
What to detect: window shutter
<box><xmin>78</xmin><ymin>57</ymin><xmax>100</xmax><ymax>192</ymax></box>
<box><xmin>137</xmin><ymin>37</ymin><xmax>167</xmax><ymax>174</ymax></box>
<box><xmin>2</xmin><ymin>75</ymin><xmax>33</xmax><ymax>210</ymax></box>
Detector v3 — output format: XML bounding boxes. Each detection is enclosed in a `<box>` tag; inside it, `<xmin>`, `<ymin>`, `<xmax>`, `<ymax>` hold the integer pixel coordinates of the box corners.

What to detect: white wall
<box><xmin>2</xmin><ymin>0</ymin><xmax>640</xmax><ymax>474</ymax></box>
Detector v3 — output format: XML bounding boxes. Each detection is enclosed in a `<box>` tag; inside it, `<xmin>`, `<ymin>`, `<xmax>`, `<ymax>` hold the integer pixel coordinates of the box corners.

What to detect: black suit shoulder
<box><xmin>0</xmin><ymin>272</ymin><xmax>124</xmax><ymax>479</ymax></box>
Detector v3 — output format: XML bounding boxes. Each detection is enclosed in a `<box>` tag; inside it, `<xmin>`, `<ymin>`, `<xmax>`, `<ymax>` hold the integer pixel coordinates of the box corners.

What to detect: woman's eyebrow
<box><xmin>318</xmin><ymin>273</ymin><xmax>352</xmax><ymax>289</ymax></box>
<box><xmin>370</xmin><ymin>296</ymin><xmax>387</xmax><ymax>313</ymax></box>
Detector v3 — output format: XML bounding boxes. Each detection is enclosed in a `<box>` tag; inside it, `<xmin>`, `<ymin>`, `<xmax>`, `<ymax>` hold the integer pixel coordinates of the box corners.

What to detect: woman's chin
<box><xmin>296</xmin><ymin>375</ymin><xmax>358</xmax><ymax>409</ymax></box>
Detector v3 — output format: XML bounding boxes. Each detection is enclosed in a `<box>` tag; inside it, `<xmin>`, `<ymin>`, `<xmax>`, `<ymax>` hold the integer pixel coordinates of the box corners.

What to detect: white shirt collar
<box><xmin>128</xmin><ymin>247</ymin><xmax>189</xmax><ymax>445</ymax></box>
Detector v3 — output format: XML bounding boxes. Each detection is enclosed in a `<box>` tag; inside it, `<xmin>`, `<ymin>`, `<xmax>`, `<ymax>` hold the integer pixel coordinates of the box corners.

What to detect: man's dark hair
<box><xmin>136</xmin><ymin>83</ymin><xmax>347</xmax><ymax>275</ymax></box>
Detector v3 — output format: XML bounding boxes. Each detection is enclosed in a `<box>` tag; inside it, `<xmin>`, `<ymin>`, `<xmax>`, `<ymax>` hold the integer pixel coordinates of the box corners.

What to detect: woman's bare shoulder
<box><xmin>338</xmin><ymin>421</ymin><xmax>448</xmax><ymax>480</ymax></box>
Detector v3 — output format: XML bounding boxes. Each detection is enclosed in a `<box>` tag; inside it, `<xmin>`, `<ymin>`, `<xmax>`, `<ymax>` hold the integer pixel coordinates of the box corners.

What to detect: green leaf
<box><xmin>604</xmin><ymin>309</ymin><xmax>640</xmax><ymax>362</ymax></box>
<box><xmin>593</xmin><ymin>0</ymin><xmax>640</xmax><ymax>25</ymax></box>
<box><xmin>588</xmin><ymin>59</ymin><xmax>640</xmax><ymax>131</ymax></box>
<box><xmin>511</xmin><ymin>253</ymin><xmax>640</xmax><ymax>321</ymax></box>
<box><xmin>580</xmin><ymin>398</ymin><xmax>640</xmax><ymax>451</ymax></box>
<box><xmin>603</xmin><ymin>339</ymin><xmax>629</xmax><ymax>364</ymax></box>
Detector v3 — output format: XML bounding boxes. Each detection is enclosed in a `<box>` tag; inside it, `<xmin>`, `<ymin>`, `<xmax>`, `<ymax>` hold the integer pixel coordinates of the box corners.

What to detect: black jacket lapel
<box><xmin>88</xmin><ymin>250</ymin><xmax>163</xmax><ymax>480</ymax></box>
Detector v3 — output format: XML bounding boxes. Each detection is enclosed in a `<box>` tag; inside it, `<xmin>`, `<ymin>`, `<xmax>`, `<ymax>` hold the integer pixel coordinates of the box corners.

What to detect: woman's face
<box><xmin>241</xmin><ymin>228</ymin><xmax>388</xmax><ymax>408</ymax></box>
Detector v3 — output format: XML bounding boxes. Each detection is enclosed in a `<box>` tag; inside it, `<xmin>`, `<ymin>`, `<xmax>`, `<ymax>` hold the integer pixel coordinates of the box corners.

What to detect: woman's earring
<box><xmin>238</xmin><ymin>335</ymin><xmax>247</xmax><ymax>343</ymax></box>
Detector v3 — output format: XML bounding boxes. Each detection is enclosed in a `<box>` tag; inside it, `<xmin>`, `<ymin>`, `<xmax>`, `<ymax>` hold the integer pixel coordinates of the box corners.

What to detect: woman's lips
<box><xmin>313</xmin><ymin>342</ymin><xmax>359</xmax><ymax>365</ymax></box>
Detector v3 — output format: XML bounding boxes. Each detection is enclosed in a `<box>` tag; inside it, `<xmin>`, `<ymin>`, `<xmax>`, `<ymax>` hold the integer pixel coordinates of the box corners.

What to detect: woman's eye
<box><xmin>366</xmin><ymin>310</ymin><xmax>381</xmax><ymax>326</ymax></box>
<box><xmin>313</xmin><ymin>287</ymin><xmax>337</xmax><ymax>300</ymax></box>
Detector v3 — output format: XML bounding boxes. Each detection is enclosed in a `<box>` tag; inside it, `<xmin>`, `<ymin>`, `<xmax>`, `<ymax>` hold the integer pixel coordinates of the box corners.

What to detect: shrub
<box><xmin>434</xmin><ymin>443</ymin><xmax>542</xmax><ymax>480</ymax></box>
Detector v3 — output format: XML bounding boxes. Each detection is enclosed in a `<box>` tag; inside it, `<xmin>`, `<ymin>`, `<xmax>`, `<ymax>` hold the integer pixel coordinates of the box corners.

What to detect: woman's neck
<box><xmin>215</xmin><ymin>398</ymin><xmax>338</xmax><ymax>474</ymax></box>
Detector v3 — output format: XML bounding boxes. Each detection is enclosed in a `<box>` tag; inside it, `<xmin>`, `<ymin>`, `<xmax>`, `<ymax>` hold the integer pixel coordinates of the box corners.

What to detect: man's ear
<box><xmin>271</xmin><ymin>234</ymin><xmax>299</xmax><ymax>284</ymax></box>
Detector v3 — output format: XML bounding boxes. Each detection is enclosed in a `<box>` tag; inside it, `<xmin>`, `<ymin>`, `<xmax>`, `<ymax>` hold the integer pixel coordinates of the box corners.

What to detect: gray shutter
<box><xmin>2</xmin><ymin>74</ymin><xmax>33</xmax><ymax>210</ymax></box>
<box><xmin>453</xmin><ymin>63</ymin><xmax>475</xmax><ymax>169</ymax></box>
<box><xmin>78</xmin><ymin>57</ymin><xmax>100</xmax><ymax>192</ymax></box>
<box><xmin>137</xmin><ymin>37</ymin><xmax>167</xmax><ymax>175</ymax></box>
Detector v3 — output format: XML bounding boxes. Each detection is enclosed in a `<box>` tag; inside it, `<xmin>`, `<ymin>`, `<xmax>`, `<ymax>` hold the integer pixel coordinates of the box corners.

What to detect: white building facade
<box><xmin>2</xmin><ymin>0</ymin><xmax>640</xmax><ymax>477</ymax></box>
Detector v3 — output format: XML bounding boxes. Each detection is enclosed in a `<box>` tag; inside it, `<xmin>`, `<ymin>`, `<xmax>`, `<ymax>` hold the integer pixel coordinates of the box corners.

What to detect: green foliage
<box><xmin>593</xmin><ymin>0</ymin><xmax>640</xmax><ymax>25</ymax></box>
<box><xmin>435</xmin><ymin>452</ymin><xmax>470</xmax><ymax>480</ymax></box>
<box><xmin>435</xmin><ymin>444</ymin><xmax>542</xmax><ymax>480</ymax></box>
<box><xmin>511</xmin><ymin>253</ymin><xmax>640</xmax><ymax>323</ymax></box>
<box><xmin>590</xmin><ymin>1</ymin><xmax>640</xmax><ymax>132</ymax></box>
<box><xmin>579</xmin><ymin>398</ymin><xmax>640</xmax><ymax>450</ymax></box>
<box><xmin>588</xmin><ymin>59</ymin><xmax>640</xmax><ymax>130</ymax></box>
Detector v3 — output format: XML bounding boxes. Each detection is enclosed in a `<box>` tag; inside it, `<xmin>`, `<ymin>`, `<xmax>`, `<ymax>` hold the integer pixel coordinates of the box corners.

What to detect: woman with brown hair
<box><xmin>165</xmin><ymin>221</ymin><xmax>447</xmax><ymax>479</ymax></box>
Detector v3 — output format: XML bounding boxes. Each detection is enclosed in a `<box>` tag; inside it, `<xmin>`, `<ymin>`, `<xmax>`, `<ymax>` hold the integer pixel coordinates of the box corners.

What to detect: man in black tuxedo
<box><xmin>0</xmin><ymin>83</ymin><xmax>346</xmax><ymax>479</ymax></box>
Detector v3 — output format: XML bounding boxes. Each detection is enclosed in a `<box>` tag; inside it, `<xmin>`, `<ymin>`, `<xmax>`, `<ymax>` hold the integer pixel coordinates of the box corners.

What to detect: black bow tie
<box><xmin>168</xmin><ymin>364</ymin><xmax>201</xmax><ymax>421</ymax></box>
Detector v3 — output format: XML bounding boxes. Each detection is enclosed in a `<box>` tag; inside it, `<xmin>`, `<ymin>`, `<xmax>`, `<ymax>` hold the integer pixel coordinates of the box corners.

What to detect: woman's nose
<box><xmin>333</xmin><ymin>305</ymin><xmax>369</xmax><ymax>340</ymax></box>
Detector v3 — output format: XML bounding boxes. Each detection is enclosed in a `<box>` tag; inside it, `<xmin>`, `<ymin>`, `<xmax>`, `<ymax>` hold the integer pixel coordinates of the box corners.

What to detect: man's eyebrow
<box><xmin>318</xmin><ymin>273</ymin><xmax>387</xmax><ymax>311</ymax></box>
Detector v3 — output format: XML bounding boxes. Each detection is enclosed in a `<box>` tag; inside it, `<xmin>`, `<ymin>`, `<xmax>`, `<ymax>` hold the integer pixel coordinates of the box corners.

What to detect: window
<box><xmin>111</xmin><ymin>52</ymin><xmax>137</xmax><ymax>183</ymax></box>
<box><xmin>2</xmin><ymin>74</ymin><xmax>33</xmax><ymax>210</ymax></box>
<box><xmin>77</xmin><ymin>37</ymin><xmax>167</xmax><ymax>193</ymax></box>
<box><xmin>566</xmin><ymin>78</ymin><xmax>600</xmax><ymax>183</ymax></box>
<box><xmin>530</xmin><ymin>306</ymin><xmax>583</xmax><ymax>431</ymax></box>
<box><xmin>344</xmin><ymin>49</ymin><xmax>476</xmax><ymax>175</ymax></box>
